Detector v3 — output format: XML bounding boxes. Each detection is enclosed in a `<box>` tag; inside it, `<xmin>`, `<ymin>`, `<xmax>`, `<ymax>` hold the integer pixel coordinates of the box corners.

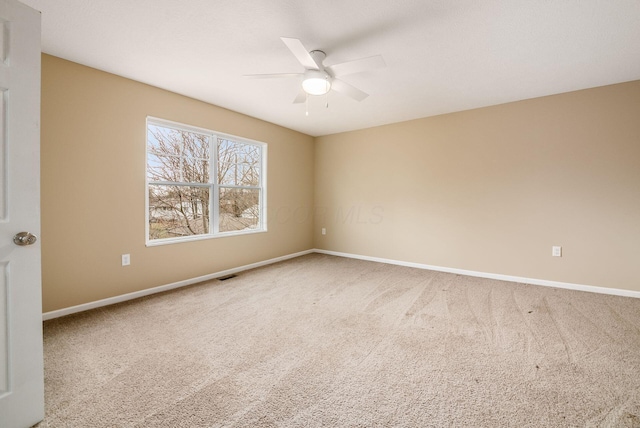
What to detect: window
<box><xmin>146</xmin><ymin>117</ymin><xmax>266</xmax><ymax>245</ymax></box>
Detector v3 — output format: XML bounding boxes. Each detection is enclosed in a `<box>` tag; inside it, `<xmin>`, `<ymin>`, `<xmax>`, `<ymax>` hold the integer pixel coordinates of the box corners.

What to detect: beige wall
<box><xmin>42</xmin><ymin>54</ymin><xmax>640</xmax><ymax>313</ymax></box>
<box><xmin>315</xmin><ymin>81</ymin><xmax>640</xmax><ymax>292</ymax></box>
<box><xmin>41</xmin><ymin>55</ymin><xmax>315</xmax><ymax>312</ymax></box>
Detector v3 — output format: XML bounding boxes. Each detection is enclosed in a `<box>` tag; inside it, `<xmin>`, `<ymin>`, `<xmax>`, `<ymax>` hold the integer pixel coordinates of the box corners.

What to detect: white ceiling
<box><xmin>21</xmin><ymin>0</ymin><xmax>640</xmax><ymax>137</ymax></box>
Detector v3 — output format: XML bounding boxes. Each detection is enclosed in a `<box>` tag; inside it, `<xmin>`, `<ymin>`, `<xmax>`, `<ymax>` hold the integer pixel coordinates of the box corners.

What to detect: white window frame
<box><xmin>145</xmin><ymin>116</ymin><xmax>267</xmax><ymax>246</ymax></box>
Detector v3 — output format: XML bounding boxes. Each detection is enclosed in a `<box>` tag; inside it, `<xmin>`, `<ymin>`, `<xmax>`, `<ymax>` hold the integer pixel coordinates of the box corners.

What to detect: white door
<box><xmin>0</xmin><ymin>0</ymin><xmax>43</xmax><ymax>427</ymax></box>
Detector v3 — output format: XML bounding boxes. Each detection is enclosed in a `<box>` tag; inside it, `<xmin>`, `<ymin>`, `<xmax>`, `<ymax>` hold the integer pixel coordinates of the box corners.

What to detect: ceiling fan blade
<box><xmin>327</xmin><ymin>55</ymin><xmax>386</xmax><ymax>77</ymax></box>
<box><xmin>331</xmin><ymin>79</ymin><xmax>369</xmax><ymax>102</ymax></box>
<box><xmin>281</xmin><ymin>37</ymin><xmax>320</xmax><ymax>70</ymax></box>
<box><xmin>293</xmin><ymin>88</ymin><xmax>307</xmax><ymax>104</ymax></box>
<box><xmin>244</xmin><ymin>73</ymin><xmax>302</xmax><ymax>79</ymax></box>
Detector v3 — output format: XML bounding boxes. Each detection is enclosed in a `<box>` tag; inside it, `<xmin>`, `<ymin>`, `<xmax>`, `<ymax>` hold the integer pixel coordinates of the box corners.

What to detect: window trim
<box><xmin>145</xmin><ymin>116</ymin><xmax>267</xmax><ymax>246</ymax></box>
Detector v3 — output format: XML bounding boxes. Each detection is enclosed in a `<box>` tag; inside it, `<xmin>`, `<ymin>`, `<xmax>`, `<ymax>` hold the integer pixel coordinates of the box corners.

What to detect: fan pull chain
<box><xmin>305</xmin><ymin>94</ymin><xmax>309</xmax><ymax>116</ymax></box>
<box><xmin>326</xmin><ymin>77</ymin><xmax>330</xmax><ymax>108</ymax></box>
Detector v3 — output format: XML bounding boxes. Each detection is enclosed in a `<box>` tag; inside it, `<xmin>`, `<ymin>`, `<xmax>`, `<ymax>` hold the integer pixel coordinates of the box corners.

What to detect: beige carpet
<box><xmin>35</xmin><ymin>254</ymin><xmax>640</xmax><ymax>427</ymax></box>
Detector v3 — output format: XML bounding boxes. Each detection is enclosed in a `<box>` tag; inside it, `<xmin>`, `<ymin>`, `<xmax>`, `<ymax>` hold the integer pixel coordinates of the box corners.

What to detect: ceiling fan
<box><xmin>245</xmin><ymin>37</ymin><xmax>386</xmax><ymax>104</ymax></box>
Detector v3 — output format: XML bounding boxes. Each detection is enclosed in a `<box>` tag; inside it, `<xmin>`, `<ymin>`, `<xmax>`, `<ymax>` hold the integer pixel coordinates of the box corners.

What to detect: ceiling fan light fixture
<box><xmin>302</xmin><ymin>70</ymin><xmax>331</xmax><ymax>95</ymax></box>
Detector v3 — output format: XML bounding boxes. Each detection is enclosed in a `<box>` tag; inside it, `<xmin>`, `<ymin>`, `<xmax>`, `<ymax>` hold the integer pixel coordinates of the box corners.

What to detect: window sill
<box><xmin>145</xmin><ymin>228</ymin><xmax>267</xmax><ymax>247</ymax></box>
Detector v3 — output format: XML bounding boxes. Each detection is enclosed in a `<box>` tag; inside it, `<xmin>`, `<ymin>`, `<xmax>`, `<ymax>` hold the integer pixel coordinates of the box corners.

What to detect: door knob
<box><xmin>13</xmin><ymin>232</ymin><xmax>37</xmax><ymax>246</ymax></box>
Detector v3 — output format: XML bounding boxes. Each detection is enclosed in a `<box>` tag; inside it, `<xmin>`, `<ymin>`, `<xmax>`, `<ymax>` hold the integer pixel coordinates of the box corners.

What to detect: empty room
<box><xmin>2</xmin><ymin>1</ymin><xmax>640</xmax><ymax>427</ymax></box>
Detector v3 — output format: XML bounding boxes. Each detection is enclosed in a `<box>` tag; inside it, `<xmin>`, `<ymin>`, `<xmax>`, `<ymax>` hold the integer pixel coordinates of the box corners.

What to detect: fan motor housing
<box><xmin>309</xmin><ymin>50</ymin><xmax>327</xmax><ymax>68</ymax></box>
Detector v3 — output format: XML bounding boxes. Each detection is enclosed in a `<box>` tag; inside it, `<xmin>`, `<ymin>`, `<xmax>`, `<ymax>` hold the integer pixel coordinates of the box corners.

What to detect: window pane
<box><xmin>182</xmin><ymin>157</ymin><xmax>209</xmax><ymax>184</ymax></box>
<box><xmin>148</xmin><ymin>124</ymin><xmax>182</xmax><ymax>156</ymax></box>
<box><xmin>149</xmin><ymin>184</ymin><xmax>210</xmax><ymax>240</ymax></box>
<box><xmin>147</xmin><ymin>152</ymin><xmax>181</xmax><ymax>182</ymax></box>
<box><xmin>148</xmin><ymin>124</ymin><xmax>209</xmax><ymax>183</ymax></box>
<box><xmin>218</xmin><ymin>187</ymin><xmax>260</xmax><ymax>232</ymax></box>
<box><xmin>218</xmin><ymin>138</ymin><xmax>260</xmax><ymax>186</ymax></box>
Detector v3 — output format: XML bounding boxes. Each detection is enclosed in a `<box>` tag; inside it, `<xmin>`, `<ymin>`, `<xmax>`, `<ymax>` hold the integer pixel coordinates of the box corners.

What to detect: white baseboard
<box><xmin>42</xmin><ymin>249</ymin><xmax>315</xmax><ymax>321</ymax></box>
<box><xmin>43</xmin><ymin>247</ymin><xmax>639</xmax><ymax>321</ymax></box>
<box><xmin>314</xmin><ymin>249</ymin><xmax>640</xmax><ymax>299</ymax></box>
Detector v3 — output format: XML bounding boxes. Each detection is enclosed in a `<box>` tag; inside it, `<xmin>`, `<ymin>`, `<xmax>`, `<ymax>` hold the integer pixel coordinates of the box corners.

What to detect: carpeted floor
<box><xmin>35</xmin><ymin>254</ymin><xmax>640</xmax><ymax>427</ymax></box>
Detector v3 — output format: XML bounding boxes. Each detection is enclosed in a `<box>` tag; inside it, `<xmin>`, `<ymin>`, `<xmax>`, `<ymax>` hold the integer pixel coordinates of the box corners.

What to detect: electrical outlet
<box><xmin>122</xmin><ymin>254</ymin><xmax>131</xmax><ymax>266</ymax></box>
<box><xmin>552</xmin><ymin>246</ymin><xmax>562</xmax><ymax>257</ymax></box>
<box><xmin>321</xmin><ymin>228</ymin><xmax>326</xmax><ymax>235</ymax></box>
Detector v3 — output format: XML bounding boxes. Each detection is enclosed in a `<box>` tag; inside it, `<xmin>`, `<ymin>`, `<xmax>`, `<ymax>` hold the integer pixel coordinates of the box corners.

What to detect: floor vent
<box><xmin>217</xmin><ymin>274</ymin><xmax>237</xmax><ymax>281</ymax></box>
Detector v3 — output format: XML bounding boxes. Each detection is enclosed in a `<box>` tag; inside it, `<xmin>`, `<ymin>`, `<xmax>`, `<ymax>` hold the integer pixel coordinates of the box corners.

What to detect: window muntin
<box><xmin>146</xmin><ymin>118</ymin><xmax>266</xmax><ymax>245</ymax></box>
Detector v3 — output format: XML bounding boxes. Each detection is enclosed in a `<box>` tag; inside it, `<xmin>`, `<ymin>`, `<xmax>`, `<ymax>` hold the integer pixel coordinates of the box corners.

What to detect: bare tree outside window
<box><xmin>147</xmin><ymin>121</ymin><xmax>264</xmax><ymax>242</ymax></box>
